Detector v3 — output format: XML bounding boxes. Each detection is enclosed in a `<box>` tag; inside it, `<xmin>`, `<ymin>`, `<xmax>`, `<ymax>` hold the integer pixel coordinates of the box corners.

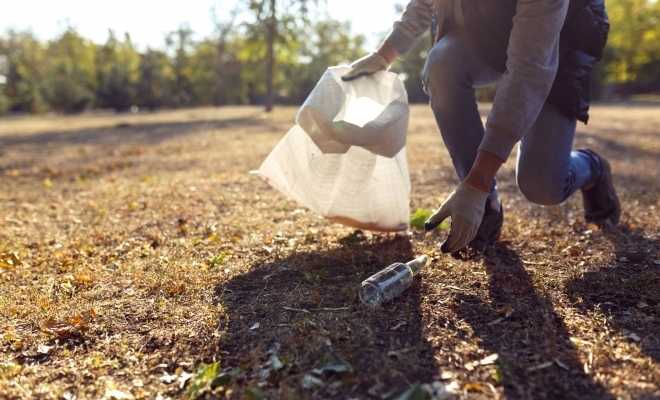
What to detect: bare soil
<box><xmin>1</xmin><ymin>103</ymin><xmax>659</xmax><ymax>399</ymax></box>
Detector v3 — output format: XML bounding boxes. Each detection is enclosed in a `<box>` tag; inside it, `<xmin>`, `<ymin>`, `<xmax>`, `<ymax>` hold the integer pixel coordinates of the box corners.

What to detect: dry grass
<box><xmin>1</xmin><ymin>103</ymin><xmax>659</xmax><ymax>399</ymax></box>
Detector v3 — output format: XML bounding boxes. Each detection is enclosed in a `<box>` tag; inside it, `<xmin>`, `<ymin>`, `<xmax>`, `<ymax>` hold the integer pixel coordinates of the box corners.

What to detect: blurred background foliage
<box><xmin>0</xmin><ymin>0</ymin><xmax>658</xmax><ymax>115</ymax></box>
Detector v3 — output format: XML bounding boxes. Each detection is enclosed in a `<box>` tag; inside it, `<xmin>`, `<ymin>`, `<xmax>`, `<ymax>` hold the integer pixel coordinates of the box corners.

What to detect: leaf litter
<box><xmin>1</xmin><ymin>105</ymin><xmax>659</xmax><ymax>399</ymax></box>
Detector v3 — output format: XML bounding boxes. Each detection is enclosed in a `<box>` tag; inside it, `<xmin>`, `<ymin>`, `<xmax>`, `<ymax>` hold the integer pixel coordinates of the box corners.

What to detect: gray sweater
<box><xmin>386</xmin><ymin>0</ymin><xmax>569</xmax><ymax>162</ymax></box>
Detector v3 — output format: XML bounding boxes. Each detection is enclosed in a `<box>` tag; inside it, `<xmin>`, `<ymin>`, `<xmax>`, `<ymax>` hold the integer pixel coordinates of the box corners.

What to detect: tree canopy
<box><xmin>0</xmin><ymin>0</ymin><xmax>658</xmax><ymax>115</ymax></box>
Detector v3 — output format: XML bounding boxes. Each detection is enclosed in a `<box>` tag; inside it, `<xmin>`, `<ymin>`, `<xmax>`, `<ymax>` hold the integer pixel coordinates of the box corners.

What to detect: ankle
<box><xmin>581</xmin><ymin>149</ymin><xmax>603</xmax><ymax>190</ymax></box>
<box><xmin>488</xmin><ymin>191</ymin><xmax>501</xmax><ymax>212</ymax></box>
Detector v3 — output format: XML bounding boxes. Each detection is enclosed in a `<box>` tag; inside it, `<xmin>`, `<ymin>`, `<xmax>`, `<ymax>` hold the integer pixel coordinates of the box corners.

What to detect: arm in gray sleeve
<box><xmin>384</xmin><ymin>0</ymin><xmax>433</xmax><ymax>58</ymax></box>
<box><xmin>478</xmin><ymin>0</ymin><xmax>569</xmax><ymax>162</ymax></box>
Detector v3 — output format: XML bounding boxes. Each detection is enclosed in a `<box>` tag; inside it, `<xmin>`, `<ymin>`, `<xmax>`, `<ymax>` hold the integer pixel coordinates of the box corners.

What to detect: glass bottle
<box><xmin>359</xmin><ymin>255</ymin><xmax>430</xmax><ymax>306</ymax></box>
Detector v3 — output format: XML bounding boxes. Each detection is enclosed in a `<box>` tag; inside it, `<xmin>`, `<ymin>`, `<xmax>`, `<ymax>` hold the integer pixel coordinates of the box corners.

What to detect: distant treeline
<box><xmin>0</xmin><ymin>0</ymin><xmax>658</xmax><ymax>115</ymax></box>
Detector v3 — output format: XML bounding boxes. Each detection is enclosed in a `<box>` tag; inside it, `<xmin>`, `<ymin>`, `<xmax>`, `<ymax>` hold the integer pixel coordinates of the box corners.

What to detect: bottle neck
<box><xmin>405</xmin><ymin>254</ymin><xmax>429</xmax><ymax>276</ymax></box>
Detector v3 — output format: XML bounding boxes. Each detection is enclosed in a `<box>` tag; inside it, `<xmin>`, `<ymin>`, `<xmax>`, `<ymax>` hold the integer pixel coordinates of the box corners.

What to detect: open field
<box><xmin>1</xmin><ymin>103</ymin><xmax>659</xmax><ymax>399</ymax></box>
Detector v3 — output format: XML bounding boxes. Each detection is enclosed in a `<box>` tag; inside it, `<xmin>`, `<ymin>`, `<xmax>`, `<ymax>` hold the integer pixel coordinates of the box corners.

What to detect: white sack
<box><xmin>258</xmin><ymin>67</ymin><xmax>411</xmax><ymax>232</ymax></box>
<box><xmin>296</xmin><ymin>67</ymin><xmax>409</xmax><ymax>158</ymax></box>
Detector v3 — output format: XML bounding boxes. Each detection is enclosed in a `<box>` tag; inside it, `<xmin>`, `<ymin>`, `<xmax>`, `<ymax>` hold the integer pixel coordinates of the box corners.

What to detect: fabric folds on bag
<box><xmin>258</xmin><ymin>66</ymin><xmax>411</xmax><ymax>232</ymax></box>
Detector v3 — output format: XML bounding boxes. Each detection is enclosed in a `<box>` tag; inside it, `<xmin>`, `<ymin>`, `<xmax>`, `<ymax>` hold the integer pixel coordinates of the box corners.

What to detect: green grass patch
<box><xmin>410</xmin><ymin>208</ymin><xmax>447</xmax><ymax>230</ymax></box>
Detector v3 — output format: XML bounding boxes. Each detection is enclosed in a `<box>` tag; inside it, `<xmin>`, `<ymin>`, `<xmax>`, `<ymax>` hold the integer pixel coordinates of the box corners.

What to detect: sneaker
<box><xmin>451</xmin><ymin>200</ymin><xmax>503</xmax><ymax>257</ymax></box>
<box><xmin>581</xmin><ymin>150</ymin><xmax>620</xmax><ymax>226</ymax></box>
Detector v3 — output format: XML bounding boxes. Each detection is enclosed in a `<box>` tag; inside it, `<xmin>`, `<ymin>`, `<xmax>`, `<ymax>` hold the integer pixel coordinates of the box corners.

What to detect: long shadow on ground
<box><xmin>452</xmin><ymin>244</ymin><xmax>612</xmax><ymax>399</ymax></box>
<box><xmin>214</xmin><ymin>236</ymin><xmax>438</xmax><ymax>399</ymax></box>
<box><xmin>564</xmin><ymin>227</ymin><xmax>660</xmax><ymax>397</ymax></box>
<box><xmin>0</xmin><ymin>117</ymin><xmax>263</xmax><ymax>148</ymax></box>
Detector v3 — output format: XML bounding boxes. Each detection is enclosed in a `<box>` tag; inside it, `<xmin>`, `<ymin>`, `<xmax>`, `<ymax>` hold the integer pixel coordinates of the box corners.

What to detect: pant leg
<box><xmin>422</xmin><ymin>28</ymin><xmax>502</xmax><ymax>189</ymax></box>
<box><xmin>516</xmin><ymin>103</ymin><xmax>600</xmax><ymax>206</ymax></box>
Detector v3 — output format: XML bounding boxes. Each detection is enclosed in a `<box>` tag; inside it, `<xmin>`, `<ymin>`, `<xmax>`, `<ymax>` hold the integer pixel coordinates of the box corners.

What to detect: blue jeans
<box><xmin>422</xmin><ymin>28</ymin><xmax>599</xmax><ymax>206</ymax></box>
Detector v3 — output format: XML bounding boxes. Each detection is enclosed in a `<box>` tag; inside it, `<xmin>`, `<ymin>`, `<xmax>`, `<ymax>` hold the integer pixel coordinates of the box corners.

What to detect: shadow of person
<box><xmin>451</xmin><ymin>244</ymin><xmax>612</xmax><ymax>399</ymax></box>
<box><xmin>214</xmin><ymin>235</ymin><xmax>438</xmax><ymax>398</ymax></box>
<box><xmin>564</xmin><ymin>226</ymin><xmax>660</xmax><ymax>393</ymax></box>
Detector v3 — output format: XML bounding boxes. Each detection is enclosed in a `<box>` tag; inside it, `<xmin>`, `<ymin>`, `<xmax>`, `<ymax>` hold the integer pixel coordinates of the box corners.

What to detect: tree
<box><xmin>45</xmin><ymin>27</ymin><xmax>96</xmax><ymax>113</ymax></box>
<box><xmin>0</xmin><ymin>30</ymin><xmax>49</xmax><ymax>113</ymax></box>
<box><xmin>0</xmin><ymin>53</ymin><xmax>9</xmax><ymax>114</ymax></box>
<box><xmin>166</xmin><ymin>24</ymin><xmax>196</xmax><ymax>107</ymax></box>
<box><xmin>136</xmin><ymin>48</ymin><xmax>174</xmax><ymax>111</ymax></box>
<box><xmin>189</xmin><ymin>39</ymin><xmax>219</xmax><ymax>106</ymax></box>
<box><xmin>240</xmin><ymin>0</ymin><xmax>321</xmax><ymax>111</ymax></box>
<box><xmin>601</xmin><ymin>0</ymin><xmax>660</xmax><ymax>93</ymax></box>
<box><xmin>284</xmin><ymin>19</ymin><xmax>366</xmax><ymax>104</ymax></box>
<box><xmin>96</xmin><ymin>31</ymin><xmax>140</xmax><ymax>112</ymax></box>
<box><xmin>212</xmin><ymin>4</ymin><xmax>241</xmax><ymax>106</ymax></box>
<box><xmin>389</xmin><ymin>32</ymin><xmax>432</xmax><ymax>104</ymax></box>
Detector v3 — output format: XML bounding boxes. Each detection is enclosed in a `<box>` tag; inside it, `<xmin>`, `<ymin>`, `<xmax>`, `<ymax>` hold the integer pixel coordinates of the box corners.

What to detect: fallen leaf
<box><xmin>636</xmin><ymin>302</ymin><xmax>648</xmax><ymax>309</ymax></box>
<box><xmin>42</xmin><ymin>318</ymin><xmax>73</xmax><ymax>336</ymax></box>
<box><xmin>67</xmin><ymin>314</ymin><xmax>85</xmax><ymax>327</ymax></box>
<box><xmin>554</xmin><ymin>358</ymin><xmax>570</xmax><ymax>371</ymax></box>
<box><xmin>527</xmin><ymin>361</ymin><xmax>553</xmax><ymax>371</ymax></box>
<box><xmin>37</xmin><ymin>344</ymin><xmax>53</xmax><ymax>354</ymax></box>
<box><xmin>464</xmin><ymin>360</ymin><xmax>479</xmax><ymax>371</ymax></box>
<box><xmin>440</xmin><ymin>371</ymin><xmax>453</xmax><ymax>380</ymax></box>
<box><xmin>160</xmin><ymin>374</ymin><xmax>177</xmax><ymax>384</ymax></box>
<box><xmin>628</xmin><ymin>333</ymin><xmax>641</xmax><ymax>342</ymax></box>
<box><xmin>498</xmin><ymin>305</ymin><xmax>513</xmax><ymax>315</ymax></box>
<box><xmin>186</xmin><ymin>361</ymin><xmax>237</xmax><ymax>397</ymax></box>
<box><xmin>75</xmin><ymin>274</ymin><xmax>94</xmax><ymax>284</ymax></box>
<box><xmin>487</xmin><ymin>318</ymin><xmax>503</xmax><ymax>326</ymax></box>
<box><xmin>0</xmin><ymin>252</ymin><xmax>21</xmax><ymax>269</ymax></box>
<box><xmin>262</xmin><ymin>246</ymin><xmax>274</xmax><ymax>254</ymax></box>
<box><xmin>301</xmin><ymin>374</ymin><xmax>324</xmax><ymax>389</ymax></box>
<box><xmin>465</xmin><ymin>382</ymin><xmax>483</xmax><ymax>392</ymax></box>
<box><xmin>314</xmin><ymin>343</ymin><xmax>353</xmax><ymax>374</ymax></box>
<box><xmin>103</xmin><ymin>389</ymin><xmax>134</xmax><ymax>400</ymax></box>
<box><xmin>390</xmin><ymin>321</ymin><xmax>407</xmax><ymax>331</ymax></box>
<box><xmin>480</xmin><ymin>353</ymin><xmax>499</xmax><ymax>365</ymax></box>
<box><xmin>250</xmin><ymin>323</ymin><xmax>260</xmax><ymax>330</ymax></box>
<box><xmin>178</xmin><ymin>371</ymin><xmax>193</xmax><ymax>389</ymax></box>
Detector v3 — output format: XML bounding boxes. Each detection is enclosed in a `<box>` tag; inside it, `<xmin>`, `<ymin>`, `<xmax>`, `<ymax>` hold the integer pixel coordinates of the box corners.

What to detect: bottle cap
<box><xmin>405</xmin><ymin>254</ymin><xmax>430</xmax><ymax>276</ymax></box>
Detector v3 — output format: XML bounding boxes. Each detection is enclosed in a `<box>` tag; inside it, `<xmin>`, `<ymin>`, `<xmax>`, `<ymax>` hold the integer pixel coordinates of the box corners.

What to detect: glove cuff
<box><xmin>456</xmin><ymin>182</ymin><xmax>490</xmax><ymax>204</ymax></box>
<box><xmin>462</xmin><ymin>181</ymin><xmax>491</xmax><ymax>193</ymax></box>
<box><xmin>375</xmin><ymin>50</ymin><xmax>393</xmax><ymax>65</ymax></box>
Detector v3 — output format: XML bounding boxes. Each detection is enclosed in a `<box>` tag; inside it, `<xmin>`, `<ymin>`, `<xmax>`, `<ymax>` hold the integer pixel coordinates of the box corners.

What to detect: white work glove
<box><xmin>424</xmin><ymin>183</ymin><xmax>489</xmax><ymax>254</ymax></box>
<box><xmin>341</xmin><ymin>52</ymin><xmax>389</xmax><ymax>81</ymax></box>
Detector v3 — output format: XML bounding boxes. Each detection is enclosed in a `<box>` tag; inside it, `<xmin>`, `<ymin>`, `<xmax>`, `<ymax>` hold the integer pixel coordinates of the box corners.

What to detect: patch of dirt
<box><xmin>0</xmin><ymin>104</ymin><xmax>659</xmax><ymax>399</ymax></box>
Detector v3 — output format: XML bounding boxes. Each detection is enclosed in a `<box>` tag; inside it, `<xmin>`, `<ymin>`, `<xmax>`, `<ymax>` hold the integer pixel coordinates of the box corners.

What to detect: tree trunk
<box><xmin>215</xmin><ymin>42</ymin><xmax>225</xmax><ymax>106</ymax></box>
<box><xmin>265</xmin><ymin>0</ymin><xmax>276</xmax><ymax>112</ymax></box>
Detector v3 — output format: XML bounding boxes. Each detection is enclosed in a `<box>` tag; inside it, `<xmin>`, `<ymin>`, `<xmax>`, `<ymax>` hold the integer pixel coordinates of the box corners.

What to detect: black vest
<box><xmin>461</xmin><ymin>0</ymin><xmax>609</xmax><ymax>123</ymax></box>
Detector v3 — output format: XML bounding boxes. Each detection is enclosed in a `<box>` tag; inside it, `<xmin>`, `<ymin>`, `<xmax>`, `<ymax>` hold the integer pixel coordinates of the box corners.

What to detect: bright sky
<box><xmin>0</xmin><ymin>0</ymin><xmax>401</xmax><ymax>50</ymax></box>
